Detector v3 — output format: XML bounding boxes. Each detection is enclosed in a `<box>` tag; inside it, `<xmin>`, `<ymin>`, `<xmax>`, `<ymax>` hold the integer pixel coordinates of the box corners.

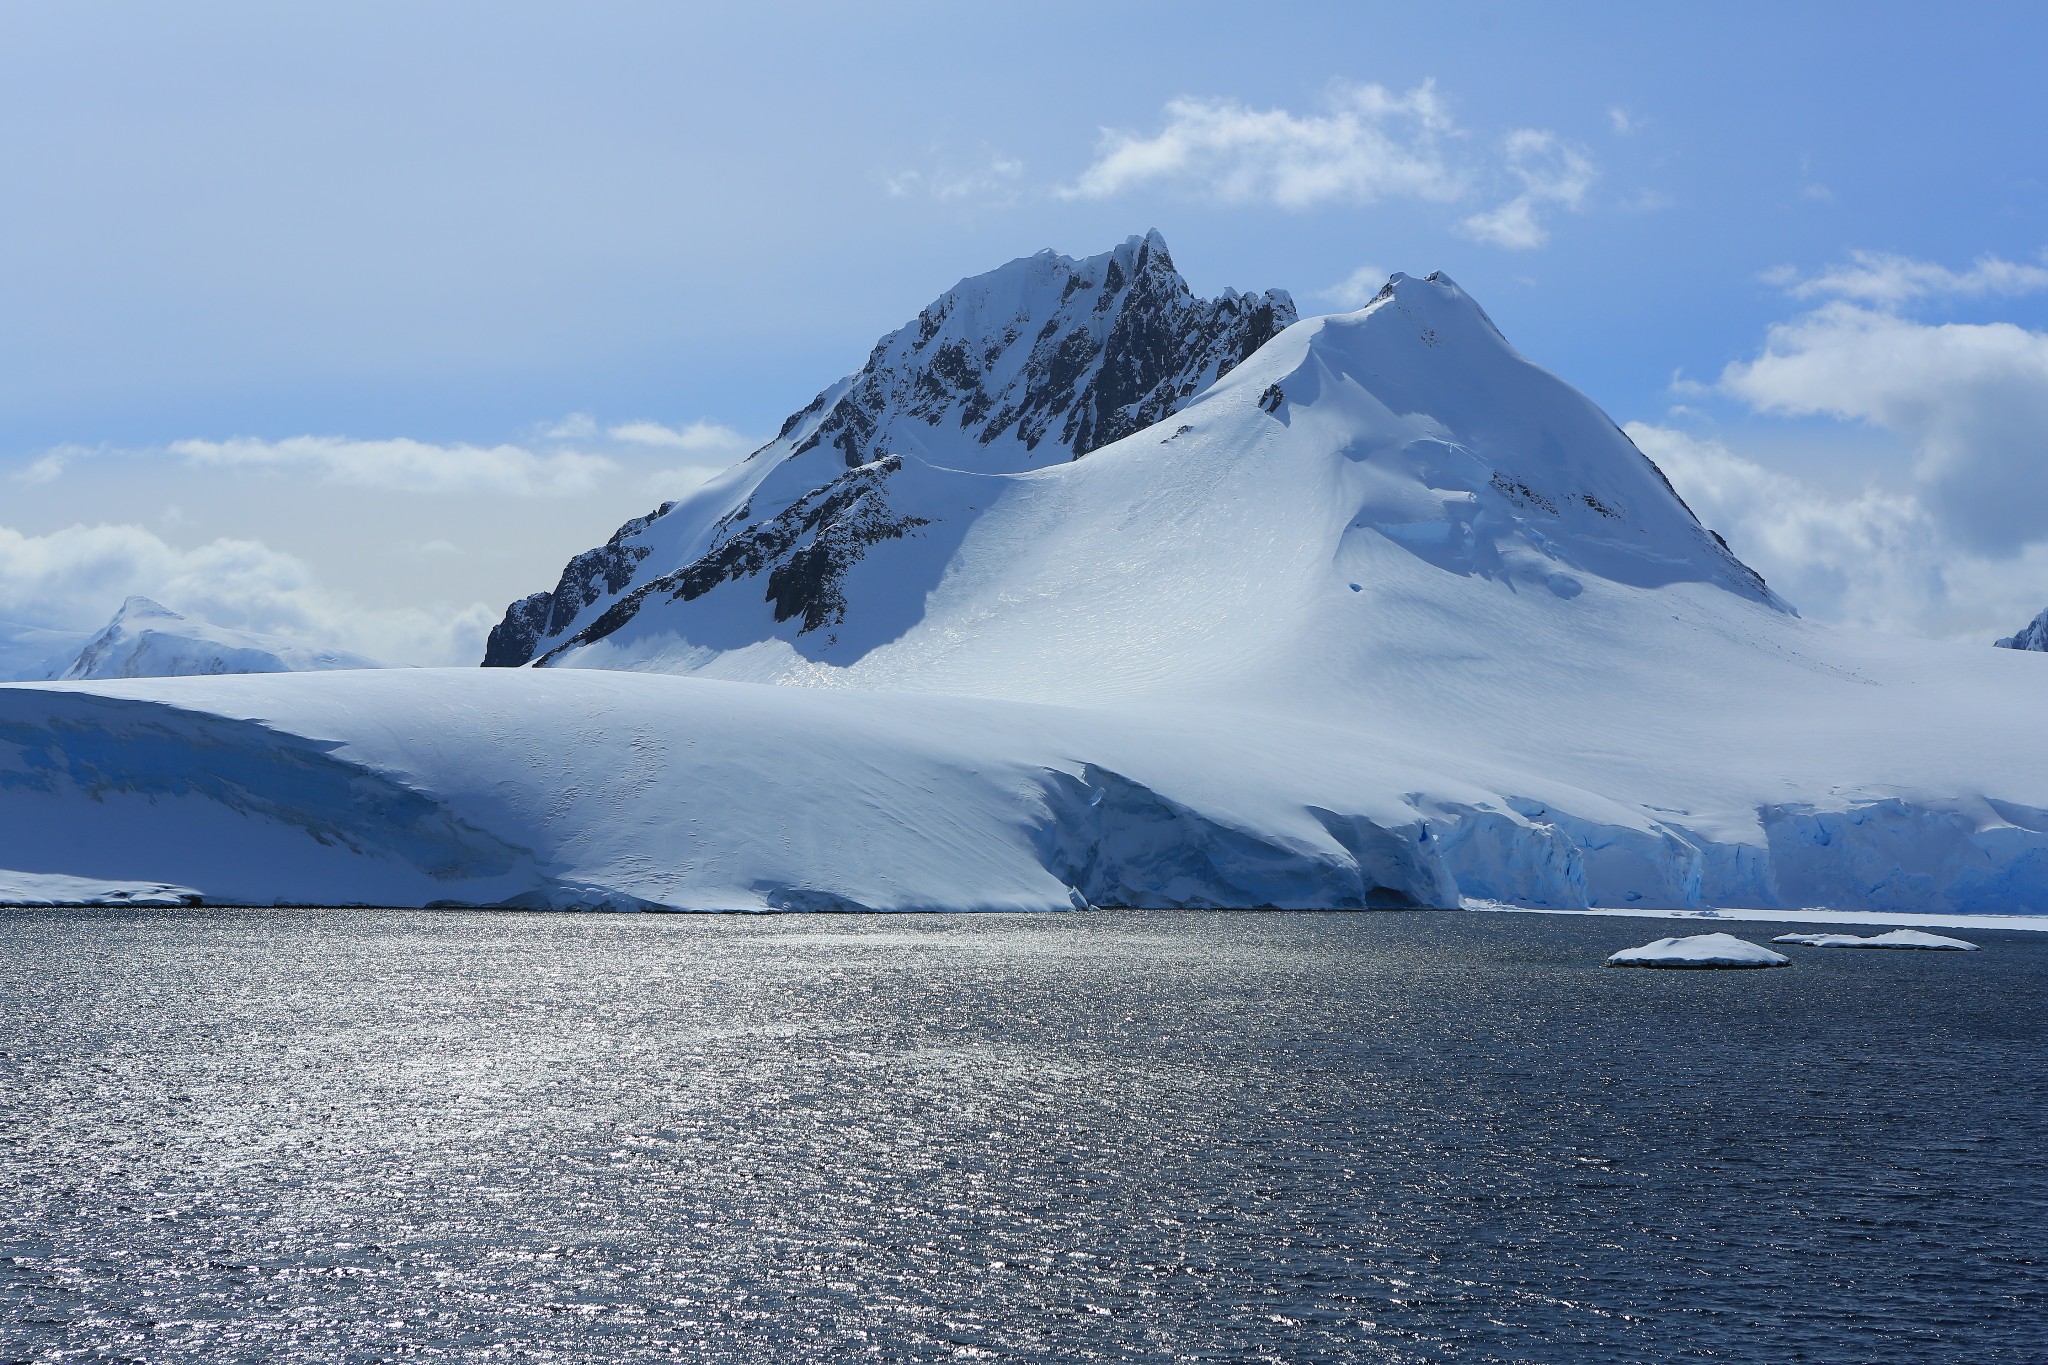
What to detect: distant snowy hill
<box><xmin>56</xmin><ymin>597</ymin><xmax>381</xmax><ymax>679</ymax></box>
<box><xmin>5</xmin><ymin>240</ymin><xmax>2048</xmax><ymax>917</ymax></box>
<box><xmin>0</xmin><ymin>620</ymin><xmax>90</xmax><ymax>682</ymax></box>
<box><xmin>1996</xmin><ymin>607</ymin><xmax>2048</xmax><ymax>652</ymax></box>
<box><xmin>484</xmin><ymin>231</ymin><xmax>1294</xmax><ymax>667</ymax></box>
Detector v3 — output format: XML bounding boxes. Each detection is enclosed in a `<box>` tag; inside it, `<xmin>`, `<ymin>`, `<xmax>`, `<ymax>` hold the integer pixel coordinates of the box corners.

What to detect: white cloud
<box><xmin>1627</xmin><ymin>423</ymin><xmax>2048</xmax><ymax>642</ymax></box>
<box><xmin>1779</xmin><ymin>249</ymin><xmax>2048</xmax><ymax>307</ymax></box>
<box><xmin>1317</xmin><ymin>264</ymin><xmax>1392</xmax><ymax>310</ymax></box>
<box><xmin>541</xmin><ymin>412</ymin><xmax>600</xmax><ymax>441</ymax></box>
<box><xmin>606</xmin><ymin>419</ymin><xmax>755</xmax><ymax>456</ymax></box>
<box><xmin>886</xmin><ymin>146</ymin><xmax>1025</xmax><ymax>203</ymax></box>
<box><xmin>1720</xmin><ymin>298</ymin><xmax>2048</xmax><ymax>554</ymax></box>
<box><xmin>1607</xmin><ymin>107</ymin><xmax>1644</xmax><ymax>136</ymax></box>
<box><xmin>0</xmin><ymin>520</ymin><xmax>494</xmax><ymax>664</ymax></box>
<box><xmin>13</xmin><ymin>444</ymin><xmax>92</xmax><ymax>486</ymax></box>
<box><xmin>1061</xmin><ymin>81</ymin><xmax>1462</xmax><ymax>209</ymax></box>
<box><xmin>166</xmin><ymin>435</ymin><xmax>618</xmax><ymax>497</ymax></box>
<box><xmin>1460</xmin><ymin>129</ymin><xmax>1594</xmax><ymax>250</ymax></box>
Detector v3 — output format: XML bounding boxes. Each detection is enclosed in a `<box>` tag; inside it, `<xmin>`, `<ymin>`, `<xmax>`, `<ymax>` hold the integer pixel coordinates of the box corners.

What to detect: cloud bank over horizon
<box><xmin>1640</xmin><ymin>247</ymin><xmax>2048</xmax><ymax>642</ymax></box>
<box><xmin>1</xmin><ymin>416</ymin><xmax>755</xmax><ymax>663</ymax></box>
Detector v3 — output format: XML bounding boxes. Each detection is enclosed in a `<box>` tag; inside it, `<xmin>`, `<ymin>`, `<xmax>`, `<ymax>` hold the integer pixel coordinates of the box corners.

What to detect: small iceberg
<box><xmin>1605</xmin><ymin>932</ymin><xmax>1790</xmax><ymax>969</ymax></box>
<box><xmin>1772</xmin><ymin>929</ymin><xmax>1979</xmax><ymax>951</ymax></box>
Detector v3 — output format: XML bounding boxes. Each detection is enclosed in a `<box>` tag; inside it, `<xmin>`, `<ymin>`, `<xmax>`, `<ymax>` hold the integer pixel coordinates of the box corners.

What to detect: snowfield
<box><xmin>6</xmin><ymin>265</ymin><xmax>2048</xmax><ymax>914</ymax></box>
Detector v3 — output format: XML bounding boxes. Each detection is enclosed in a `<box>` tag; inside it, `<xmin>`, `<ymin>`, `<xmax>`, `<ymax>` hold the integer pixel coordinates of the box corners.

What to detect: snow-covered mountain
<box><xmin>525</xmin><ymin>269</ymin><xmax>1780</xmax><ymax>682</ymax></box>
<box><xmin>484</xmin><ymin>231</ymin><xmax>1295</xmax><ymax>667</ymax></box>
<box><xmin>0</xmin><ymin>620</ymin><xmax>90</xmax><ymax>682</ymax></box>
<box><xmin>1996</xmin><ymin>607</ymin><xmax>2048</xmax><ymax>652</ymax></box>
<box><xmin>56</xmin><ymin>597</ymin><xmax>382</xmax><ymax>679</ymax></box>
<box><xmin>5</xmin><ymin>240</ymin><xmax>2048</xmax><ymax>917</ymax></box>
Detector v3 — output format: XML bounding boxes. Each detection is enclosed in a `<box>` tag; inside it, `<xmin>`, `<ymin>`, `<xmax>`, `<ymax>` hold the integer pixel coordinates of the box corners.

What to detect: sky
<box><xmin>5</xmin><ymin>0</ymin><xmax>2048</xmax><ymax>663</ymax></box>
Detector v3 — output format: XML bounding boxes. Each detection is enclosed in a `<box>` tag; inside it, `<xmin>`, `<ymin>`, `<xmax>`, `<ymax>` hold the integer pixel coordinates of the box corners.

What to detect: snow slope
<box><xmin>484</xmin><ymin>231</ymin><xmax>1293</xmax><ymax>667</ymax></box>
<box><xmin>5</xmin><ymin>262</ymin><xmax>2048</xmax><ymax>915</ymax></box>
<box><xmin>57</xmin><ymin>596</ymin><xmax>382</xmax><ymax>679</ymax></box>
<box><xmin>0</xmin><ymin>619</ymin><xmax>89</xmax><ymax>682</ymax></box>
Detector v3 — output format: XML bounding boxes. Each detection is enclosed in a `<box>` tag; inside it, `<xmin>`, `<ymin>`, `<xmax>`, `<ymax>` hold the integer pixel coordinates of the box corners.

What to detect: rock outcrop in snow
<box><xmin>57</xmin><ymin>597</ymin><xmax>382</xmax><ymax>680</ymax></box>
<box><xmin>1995</xmin><ymin>607</ymin><xmax>2048</xmax><ymax>652</ymax></box>
<box><xmin>484</xmin><ymin>231</ymin><xmax>1295</xmax><ymax>667</ymax></box>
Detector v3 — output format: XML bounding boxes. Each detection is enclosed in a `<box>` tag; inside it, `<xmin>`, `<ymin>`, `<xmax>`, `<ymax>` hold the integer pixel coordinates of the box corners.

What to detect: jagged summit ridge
<box><xmin>484</xmin><ymin>232</ymin><xmax>1295</xmax><ymax>667</ymax></box>
<box><xmin>787</xmin><ymin>230</ymin><xmax>1294</xmax><ymax>469</ymax></box>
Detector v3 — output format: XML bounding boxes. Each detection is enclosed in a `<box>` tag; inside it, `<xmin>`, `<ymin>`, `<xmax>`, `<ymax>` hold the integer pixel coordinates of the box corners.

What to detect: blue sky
<box><xmin>5</xmin><ymin>1</ymin><xmax>2048</xmax><ymax>661</ymax></box>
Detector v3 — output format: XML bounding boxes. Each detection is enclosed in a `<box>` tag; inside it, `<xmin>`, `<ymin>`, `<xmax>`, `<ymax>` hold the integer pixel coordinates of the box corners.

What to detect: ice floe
<box><xmin>1605</xmin><ymin>933</ymin><xmax>1790</xmax><ymax>969</ymax></box>
<box><xmin>1771</xmin><ymin>929</ymin><xmax>1979</xmax><ymax>950</ymax></box>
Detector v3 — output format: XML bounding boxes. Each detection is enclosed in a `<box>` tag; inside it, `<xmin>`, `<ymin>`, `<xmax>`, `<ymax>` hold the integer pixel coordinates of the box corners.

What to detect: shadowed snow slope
<box><xmin>57</xmin><ymin>597</ymin><xmax>383</xmax><ymax>680</ymax></box>
<box><xmin>5</xmin><ymin>268</ymin><xmax>2048</xmax><ymax>914</ymax></box>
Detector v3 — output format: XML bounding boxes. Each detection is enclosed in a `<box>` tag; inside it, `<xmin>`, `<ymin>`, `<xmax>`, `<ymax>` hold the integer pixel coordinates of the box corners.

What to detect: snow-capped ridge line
<box><xmin>483</xmin><ymin>231</ymin><xmax>1295</xmax><ymax>668</ymax></box>
<box><xmin>59</xmin><ymin>596</ymin><xmax>384</xmax><ymax>680</ymax></box>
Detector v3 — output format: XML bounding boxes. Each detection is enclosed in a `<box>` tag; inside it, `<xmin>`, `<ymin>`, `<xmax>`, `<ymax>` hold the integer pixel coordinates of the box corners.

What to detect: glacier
<box><xmin>5</xmin><ymin>250</ymin><xmax>2048</xmax><ymax>916</ymax></box>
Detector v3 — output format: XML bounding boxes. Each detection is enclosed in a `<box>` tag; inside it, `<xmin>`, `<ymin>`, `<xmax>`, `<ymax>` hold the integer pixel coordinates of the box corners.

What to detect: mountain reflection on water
<box><xmin>3</xmin><ymin>908</ymin><xmax>2042</xmax><ymax>1363</ymax></box>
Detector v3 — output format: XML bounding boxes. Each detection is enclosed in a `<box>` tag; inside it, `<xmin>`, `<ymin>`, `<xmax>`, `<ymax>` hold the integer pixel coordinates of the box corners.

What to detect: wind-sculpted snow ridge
<box><xmin>484</xmin><ymin>230</ymin><xmax>1294</xmax><ymax>668</ymax></box>
<box><xmin>6</xmin><ymin>253</ymin><xmax>2048</xmax><ymax>917</ymax></box>
<box><xmin>57</xmin><ymin>596</ymin><xmax>382</xmax><ymax>679</ymax></box>
<box><xmin>1995</xmin><ymin>606</ymin><xmax>2048</xmax><ymax>652</ymax></box>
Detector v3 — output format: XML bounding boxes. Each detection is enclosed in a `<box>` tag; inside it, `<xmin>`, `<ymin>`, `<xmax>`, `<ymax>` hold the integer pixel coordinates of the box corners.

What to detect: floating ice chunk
<box><xmin>1772</xmin><ymin>929</ymin><xmax>1979</xmax><ymax>951</ymax></box>
<box><xmin>1605</xmin><ymin>932</ymin><xmax>1790</xmax><ymax>969</ymax></box>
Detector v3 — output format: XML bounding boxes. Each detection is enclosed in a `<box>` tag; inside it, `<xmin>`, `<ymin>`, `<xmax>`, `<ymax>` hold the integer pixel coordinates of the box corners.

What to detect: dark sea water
<box><xmin>1</xmin><ymin>909</ymin><xmax>2042</xmax><ymax>1364</ymax></box>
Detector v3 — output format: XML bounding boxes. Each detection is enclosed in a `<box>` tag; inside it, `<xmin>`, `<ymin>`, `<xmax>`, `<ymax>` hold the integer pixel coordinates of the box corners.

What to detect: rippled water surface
<box><xmin>2</xmin><ymin>909</ymin><xmax>2043</xmax><ymax>1362</ymax></box>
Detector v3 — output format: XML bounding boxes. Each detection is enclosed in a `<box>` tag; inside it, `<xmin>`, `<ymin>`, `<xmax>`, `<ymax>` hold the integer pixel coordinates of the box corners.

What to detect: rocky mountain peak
<box><xmin>1996</xmin><ymin>607</ymin><xmax>2048</xmax><ymax>652</ymax></box>
<box><xmin>484</xmin><ymin>233</ymin><xmax>1296</xmax><ymax>668</ymax></box>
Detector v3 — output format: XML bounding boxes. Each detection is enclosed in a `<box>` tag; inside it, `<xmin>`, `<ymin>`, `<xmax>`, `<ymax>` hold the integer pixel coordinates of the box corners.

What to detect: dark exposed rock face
<box><xmin>481</xmin><ymin>504</ymin><xmax>669</xmax><ymax>668</ymax></box>
<box><xmin>781</xmin><ymin>231</ymin><xmax>1294</xmax><ymax>472</ymax></box>
<box><xmin>535</xmin><ymin>457</ymin><xmax>928</xmax><ymax>663</ymax></box>
<box><xmin>1996</xmin><ymin>607</ymin><xmax>2048</xmax><ymax>652</ymax></box>
<box><xmin>484</xmin><ymin>231</ymin><xmax>1295</xmax><ymax>667</ymax></box>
